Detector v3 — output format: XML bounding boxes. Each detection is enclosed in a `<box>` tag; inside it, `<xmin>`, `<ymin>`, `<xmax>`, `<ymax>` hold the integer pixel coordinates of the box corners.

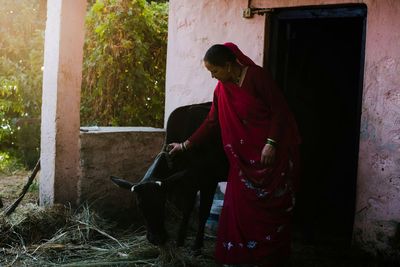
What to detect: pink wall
<box><xmin>352</xmin><ymin>0</ymin><xmax>400</xmax><ymax>257</ymax></box>
<box><xmin>167</xmin><ymin>0</ymin><xmax>400</xmax><ymax>258</ymax></box>
<box><xmin>255</xmin><ymin>0</ymin><xmax>400</xmax><ymax>258</ymax></box>
<box><xmin>165</xmin><ymin>0</ymin><xmax>265</xmax><ymax>124</ymax></box>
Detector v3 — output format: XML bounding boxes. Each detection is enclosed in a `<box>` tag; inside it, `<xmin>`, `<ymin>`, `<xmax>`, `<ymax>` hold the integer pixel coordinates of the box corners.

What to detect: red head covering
<box><xmin>223</xmin><ymin>42</ymin><xmax>256</xmax><ymax>66</ymax></box>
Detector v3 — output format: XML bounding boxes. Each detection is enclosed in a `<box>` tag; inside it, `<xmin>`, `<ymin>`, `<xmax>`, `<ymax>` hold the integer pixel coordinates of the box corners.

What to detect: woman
<box><xmin>168</xmin><ymin>43</ymin><xmax>301</xmax><ymax>266</ymax></box>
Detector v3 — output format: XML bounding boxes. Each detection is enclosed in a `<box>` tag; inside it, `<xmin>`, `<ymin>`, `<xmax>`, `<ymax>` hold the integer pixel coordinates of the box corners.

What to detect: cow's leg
<box><xmin>176</xmin><ymin>186</ymin><xmax>197</xmax><ymax>247</ymax></box>
<box><xmin>193</xmin><ymin>180</ymin><xmax>218</xmax><ymax>251</ymax></box>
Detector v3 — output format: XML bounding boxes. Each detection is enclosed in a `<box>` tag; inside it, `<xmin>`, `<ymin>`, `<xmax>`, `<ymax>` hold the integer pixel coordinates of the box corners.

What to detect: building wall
<box><xmin>78</xmin><ymin>127</ymin><xmax>164</xmax><ymax>216</ymax></box>
<box><xmin>166</xmin><ymin>0</ymin><xmax>400</xmax><ymax>258</ymax></box>
<box><xmin>352</xmin><ymin>0</ymin><xmax>400</xmax><ymax>258</ymax></box>
<box><xmin>165</xmin><ymin>0</ymin><xmax>265</xmax><ymax>124</ymax></box>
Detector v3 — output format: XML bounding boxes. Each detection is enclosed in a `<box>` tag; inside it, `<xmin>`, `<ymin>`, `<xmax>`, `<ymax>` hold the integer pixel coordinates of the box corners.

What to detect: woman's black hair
<box><xmin>204</xmin><ymin>44</ymin><xmax>236</xmax><ymax>67</ymax></box>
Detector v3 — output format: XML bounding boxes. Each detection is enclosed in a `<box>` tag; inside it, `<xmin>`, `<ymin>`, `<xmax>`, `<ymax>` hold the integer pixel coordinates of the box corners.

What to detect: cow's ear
<box><xmin>110</xmin><ymin>176</ymin><xmax>135</xmax><ymax>190</ymax></box>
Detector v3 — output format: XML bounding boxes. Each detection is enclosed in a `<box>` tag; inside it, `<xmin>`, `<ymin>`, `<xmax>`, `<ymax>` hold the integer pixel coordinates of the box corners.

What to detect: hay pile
<box><xmin>0</xmin><ymin>203</ymin><xmax>217</xmax><ymax>266</ymax></box>
<box><xmin>0</xmin><ymin>203</ymin><xmax>68</xmax><ymax>246</ymax></box>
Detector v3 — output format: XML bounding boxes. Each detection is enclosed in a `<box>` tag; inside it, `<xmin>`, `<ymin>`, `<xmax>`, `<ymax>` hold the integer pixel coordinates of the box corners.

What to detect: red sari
<box><xmin>189</xmin><ymin>43</ymin><xmax>301</xmax><ymax>266</ymax></box>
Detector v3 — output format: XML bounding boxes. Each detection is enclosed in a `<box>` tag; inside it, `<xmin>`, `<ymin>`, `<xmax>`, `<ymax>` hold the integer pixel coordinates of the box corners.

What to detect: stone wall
<box><xmin>79</xmin><ymin>127</ymin><xmax>165</xmax><ymax>216</ymax></box>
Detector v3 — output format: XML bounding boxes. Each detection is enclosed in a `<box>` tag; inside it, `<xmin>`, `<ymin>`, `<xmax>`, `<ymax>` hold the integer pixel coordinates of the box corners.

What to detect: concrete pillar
<box><xmin>40</xmin><ymin>0</ymin><xmax>87</xmax><ymax>206</ymax></box>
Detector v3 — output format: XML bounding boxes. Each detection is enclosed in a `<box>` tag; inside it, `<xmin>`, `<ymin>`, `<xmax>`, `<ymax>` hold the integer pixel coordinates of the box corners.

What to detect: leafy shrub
<box><xmin>1</xmin><ymin>0</ymin><xmax>168</xmax><ymax>170</ymax></box>
<box><xmin>0</xmin><ymin>0</ymin><xmax>45</xmax><ymax>169</ymax></box>
<box><xmin>0</xmin><ymin>152</ymin><xmax>23</xmax><ymax>174</ymax></box>
<box><xmin>81</xmin><ymin>0</ymin><xmax>168</xmax><ymax>127</ymax></box>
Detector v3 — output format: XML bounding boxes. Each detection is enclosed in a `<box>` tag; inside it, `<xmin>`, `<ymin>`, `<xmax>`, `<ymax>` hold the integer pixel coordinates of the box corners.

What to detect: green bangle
<box><xmin>266</xmin><ymin>138</ymin><xmax>277</xmax><ymax>147</ymax></box>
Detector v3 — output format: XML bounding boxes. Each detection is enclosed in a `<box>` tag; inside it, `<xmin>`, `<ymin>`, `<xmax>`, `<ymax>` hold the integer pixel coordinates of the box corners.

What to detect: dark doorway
<box><xmin>267</xmin><ymin>5</ymin><xmax>367</xmax><ymax>245</ymax></box>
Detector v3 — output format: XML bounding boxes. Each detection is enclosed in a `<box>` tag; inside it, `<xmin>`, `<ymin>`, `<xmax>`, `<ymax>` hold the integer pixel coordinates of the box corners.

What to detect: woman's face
<box><xmin>204</xmin><ymin>61</ymin><xmax>232</xmax><ymax>83</ymax></box>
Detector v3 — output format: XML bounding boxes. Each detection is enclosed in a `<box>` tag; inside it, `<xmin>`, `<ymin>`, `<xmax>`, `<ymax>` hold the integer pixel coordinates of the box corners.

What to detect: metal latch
<box><xmin>243</xmin><ymin>8</ymin><xmax>253</xmax><ymax>18</ymax></box>
<box><xmin>243</xmin><ymin>7</ymin><xmax>274</xmax><ymax>19</ymax></box>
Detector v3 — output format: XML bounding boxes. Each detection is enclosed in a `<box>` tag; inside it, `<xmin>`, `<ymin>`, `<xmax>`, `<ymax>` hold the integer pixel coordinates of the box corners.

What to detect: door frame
<box><xmin>265</xmin><ymin>4</ymin><xmax>368</xmax><ymax>237</ymax></box>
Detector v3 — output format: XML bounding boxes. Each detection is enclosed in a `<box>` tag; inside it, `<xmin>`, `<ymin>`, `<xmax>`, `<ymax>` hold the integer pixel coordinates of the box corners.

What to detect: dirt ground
<box><xmin>0</xmin><ymin>172</ymin><xmax>398</xmax><ymax>267</ymax></box>
<box><xmin>0</xmin><ymin>170</ymin><xmax>38</xmax><ymax>209</ymax></box>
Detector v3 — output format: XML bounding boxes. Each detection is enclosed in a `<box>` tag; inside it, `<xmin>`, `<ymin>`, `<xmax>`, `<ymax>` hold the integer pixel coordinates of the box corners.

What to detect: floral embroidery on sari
<box><xmin>240</xmin><ymin>177</ymin><xmax>269</xmax><ymax>198</ymax></box>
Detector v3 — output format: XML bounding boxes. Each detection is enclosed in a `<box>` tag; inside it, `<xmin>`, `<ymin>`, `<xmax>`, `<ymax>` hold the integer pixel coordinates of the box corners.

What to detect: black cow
<box><xmin>111</xmin><ymin>102</ymin><xmax>228</xmax><ymax>251</ymax></box>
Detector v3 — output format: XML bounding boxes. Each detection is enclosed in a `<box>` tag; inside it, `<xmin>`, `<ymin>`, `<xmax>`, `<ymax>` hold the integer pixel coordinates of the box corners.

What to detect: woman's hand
<box><xmin>167</xmin><ymin>140</ymin><xmax>191</xmax><ymax>155</ymax></box>
<box><xmin>167</xmin><ymin>143</ymin><xmax>183</xmax><ymax>155</ymax></box>
<box><xmin>261</xmin><ymin>143</ymin><xmax>276</xmax><ymax>166</ymax></box>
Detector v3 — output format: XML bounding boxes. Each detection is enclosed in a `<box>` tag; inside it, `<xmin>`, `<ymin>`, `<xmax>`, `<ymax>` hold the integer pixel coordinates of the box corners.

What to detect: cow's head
<box><xmin>110</xmin><ymin>176</ymin><xmax>168</xmax><ymax>246</ymax></box>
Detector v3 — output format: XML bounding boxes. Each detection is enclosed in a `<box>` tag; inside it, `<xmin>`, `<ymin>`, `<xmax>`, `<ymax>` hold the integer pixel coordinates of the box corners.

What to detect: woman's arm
<box><xmin>253</xmin><ymin>67</ymin><xmax>291</xmax><ymax>165</ymax></box>
<box><xmin>188</xmin><ymin>91</ymin><xmax>220</xmax><ymax>145</ymax></box>
<box><xmin>254</xmin><ymin>67</ymin><xmax>290</xmax><ymax>144</ymax></box>
<box><xmin>168</xmin><ymin>88</ymin><xmax>220</xmax><ymax>155</ymax></box>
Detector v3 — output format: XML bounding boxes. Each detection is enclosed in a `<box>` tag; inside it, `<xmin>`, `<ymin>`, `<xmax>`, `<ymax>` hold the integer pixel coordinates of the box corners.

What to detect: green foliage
<box><xmin>81</xmin><ymin>0</ymin><xmax>168</xmax><ymax>127</ymax></box>
<box><xmin>28</xmin><ymin>179</ymin><xmax>40</xmax><ymax>192</ymax></box>
<box><xmin>0</xmin><ymin>0</ymin><xmax>168</xmax><ymax>171</ymax></box>
<box><xmin>0</xmin><ymin>152</ymin><xmax>23</xmax><ymax>174</ymax></box>
<box><xmin>0</xmin><ymin>0</ymin><xmax>45</xmax><ymax>169</ymax></box>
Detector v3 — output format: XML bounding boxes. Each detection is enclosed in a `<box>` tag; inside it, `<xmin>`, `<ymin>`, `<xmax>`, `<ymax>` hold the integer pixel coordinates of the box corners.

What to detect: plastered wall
<box><xmin>166</xmin><ymin>0</ymin><xmax>400</xmax><ymax>258</ymax></box>
<box><xmin>165</xmin><ymin>0</ymin><xmax>265</xmax><ymax>124</ymax></box>
<box><xmin>79</xmin><ymin>128</ymin><xmax>165</xmax><ymax>216</ymax></box>
<box><xmin>40</xmin><ymin>0</ymin><xmax>86</xmax><ymax>206</ymax></box>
